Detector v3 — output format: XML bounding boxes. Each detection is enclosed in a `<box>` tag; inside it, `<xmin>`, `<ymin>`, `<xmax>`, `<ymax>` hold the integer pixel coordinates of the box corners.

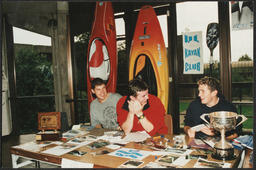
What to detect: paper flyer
<box><xmin>61</xmin><ymin>158</ymin><xmax>93</xmax><ymax>168</ymax></box>
<box><xmin>108</xmin><ymin>148</ymin><xmax>152</xmax><ymax>160</ymax></box>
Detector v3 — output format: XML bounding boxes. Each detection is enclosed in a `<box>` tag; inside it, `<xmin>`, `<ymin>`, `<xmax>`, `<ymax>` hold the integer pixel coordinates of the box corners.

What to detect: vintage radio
<box><xmin>36</xmin><ymin>112</ymin><xmax>62</xmax><ymax>141</ymax></box>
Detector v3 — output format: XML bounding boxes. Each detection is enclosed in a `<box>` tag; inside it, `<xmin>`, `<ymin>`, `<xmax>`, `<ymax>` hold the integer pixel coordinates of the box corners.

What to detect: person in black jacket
<box><xmin>184</xmin><ymin>76</ymin><xmax>242</xmax><ymax>139</ymax></box>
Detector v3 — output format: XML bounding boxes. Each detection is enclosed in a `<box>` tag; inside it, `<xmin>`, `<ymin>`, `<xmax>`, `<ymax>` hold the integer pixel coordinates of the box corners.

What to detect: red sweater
<box><xmin>117</xmin><ymin>94</ymin><xmax>168</xmax><ymax>136</ymax></box>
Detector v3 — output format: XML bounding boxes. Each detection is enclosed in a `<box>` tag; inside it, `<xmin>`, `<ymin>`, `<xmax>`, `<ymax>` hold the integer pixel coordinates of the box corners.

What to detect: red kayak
<box><xmin>86</xmin><ymin>2</ymin><xmax>117</xmax><ymax>109</ymax></box>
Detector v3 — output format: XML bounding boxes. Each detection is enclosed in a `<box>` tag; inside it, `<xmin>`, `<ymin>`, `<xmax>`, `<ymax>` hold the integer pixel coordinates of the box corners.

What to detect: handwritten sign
<box><xmin>183</xmin><ymin>31</ymin><xmax>203</xmax><ymax>74</ymax></box>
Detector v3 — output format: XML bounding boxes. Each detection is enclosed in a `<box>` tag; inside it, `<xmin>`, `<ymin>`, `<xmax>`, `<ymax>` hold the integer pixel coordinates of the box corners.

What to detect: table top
<box><xmin>10</xmin><ymin>128</ymin><xmax>242</xmax><ymax>168</ymax></box>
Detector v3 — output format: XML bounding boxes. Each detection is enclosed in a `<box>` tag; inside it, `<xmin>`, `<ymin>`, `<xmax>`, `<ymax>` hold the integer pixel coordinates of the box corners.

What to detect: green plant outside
<box><xmin>15</xmin><ymin>47</ymin><xmax>55</xmax><ymax>134</ymax></box>
<box><xmin>236</xmin><ymin>105</ymin><xmax>253</xmax><ymax>130</ymax></box>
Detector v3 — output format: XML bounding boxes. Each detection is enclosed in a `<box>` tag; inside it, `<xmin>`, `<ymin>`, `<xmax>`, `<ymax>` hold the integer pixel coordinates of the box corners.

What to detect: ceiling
<box><xmin>2</xmin><ymin>1</ymin><xmax>173</xmax><ymax>37</ymax></box>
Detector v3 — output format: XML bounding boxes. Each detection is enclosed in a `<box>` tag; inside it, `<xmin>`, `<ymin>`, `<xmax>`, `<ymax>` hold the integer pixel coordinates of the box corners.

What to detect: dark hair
<box><xmin>197</xmin><ymin>76</ymin><xmax>221</xmax><ymax>95</ymax></box>
<box><xmin>128</xmin><ymin>78</ymin><xmax>149</xmax><ymax>97</ymax></box>
<box><xmin>91</xmin><ymin>78</ymin><xmax>106</xmax><ymax>89</ymax></box>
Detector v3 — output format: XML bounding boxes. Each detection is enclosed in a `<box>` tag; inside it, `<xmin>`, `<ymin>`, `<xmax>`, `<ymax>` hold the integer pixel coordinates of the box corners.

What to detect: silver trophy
<box><xmin>200</xmin><ymin>111</ymin><xmax>247</xmax><ymax>160</ymax></box>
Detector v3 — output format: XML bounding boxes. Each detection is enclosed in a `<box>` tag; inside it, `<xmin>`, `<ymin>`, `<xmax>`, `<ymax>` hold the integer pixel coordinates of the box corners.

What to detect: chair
<box><xmin>164</xmin><ymin>114</ymin><xmax>173</xmax><ymax>135</ymax></box>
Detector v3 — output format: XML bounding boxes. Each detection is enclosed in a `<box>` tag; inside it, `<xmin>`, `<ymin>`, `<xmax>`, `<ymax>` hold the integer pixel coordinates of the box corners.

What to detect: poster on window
<box><xmin>231</xmin><ymin>1</ymin><xmax>253</xmax><ymax>30</ymax></box>
<box><xmin>183</xmin><ymin>31</ymin><xmax>203</xmax><ymax>74</ymax></box>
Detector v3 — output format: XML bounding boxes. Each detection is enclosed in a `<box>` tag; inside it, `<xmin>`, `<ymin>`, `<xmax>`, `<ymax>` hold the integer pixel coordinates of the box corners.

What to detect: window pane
<box><xmin>229</xmin><ymin>1</ymin><xmax>253</xmax><ymax>131</ymax></box>
<box><xmin>158</xmin><ymin>15</ymin><xmax>168</xmax><ymax>47</ymax></box>
<box><xmin>115</xmin><ymin>18</ymin><xmax>125</xmax><ymax>36</ymax></box>
<box><xmin>13</xmin><ymin>28</ymin><xmax>55</xmax><ymax>134</ymax></box>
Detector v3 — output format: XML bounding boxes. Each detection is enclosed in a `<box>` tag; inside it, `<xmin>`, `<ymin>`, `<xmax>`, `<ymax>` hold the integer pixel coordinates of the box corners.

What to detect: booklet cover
<box><xmin>233</xmin><ymin>135</ymin><xmax>253</xmax><ymax>150</ymax></box>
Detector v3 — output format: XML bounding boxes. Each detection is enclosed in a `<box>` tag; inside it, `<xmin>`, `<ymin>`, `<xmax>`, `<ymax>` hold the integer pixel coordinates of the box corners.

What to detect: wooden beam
<box><xmin>3</xmin><ymin>15</ymin><xmax>18</xmax><ymax>134</ymax></box>
<box><xmin>66</xmin><ymin>16</ymin><xmax>75</xmax><ymax>125</ymax></box>
<box><xmin>51</xmin><ymin>2</ymin><xmax>74</xmax><ymax>126</ymax></box>
<box><xmin>218</xmin><ymin>1</ymin><xmax>232</xmax><ymax>102</ymax></box>
<box><xmin>167</xmin><ymin>3</ymin><xmax>180</xmax><ymax>134</ymax></box>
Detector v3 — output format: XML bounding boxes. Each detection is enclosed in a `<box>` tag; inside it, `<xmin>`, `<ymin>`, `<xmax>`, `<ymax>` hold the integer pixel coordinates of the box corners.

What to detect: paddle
<box><xmin>206</xmin><ymin>23</ymin><xmax>219</xmax><ymax>76</ymax></box>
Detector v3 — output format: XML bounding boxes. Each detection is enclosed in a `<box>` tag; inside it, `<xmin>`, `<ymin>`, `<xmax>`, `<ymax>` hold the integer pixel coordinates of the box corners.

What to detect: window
<box><xmin>176</xmin><ymin>2</ymin><xmax>218</xmax><ymax>128</ymax></box>
<box><xmin>229</xmin><ymin>1</ymin><xmax>253</xmax><ymax>131</ymax></box>
<box><xmin>13</xmin><ymin>27</ymin><xmax>54</xmax><ymax>134</ymax></box>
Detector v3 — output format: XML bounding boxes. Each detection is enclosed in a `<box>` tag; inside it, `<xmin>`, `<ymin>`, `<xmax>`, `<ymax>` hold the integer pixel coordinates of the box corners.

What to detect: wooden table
<box><xmin>10</xmin><ymin>129</ymin><xmax>242</xmax><ymax>168</ymax></box>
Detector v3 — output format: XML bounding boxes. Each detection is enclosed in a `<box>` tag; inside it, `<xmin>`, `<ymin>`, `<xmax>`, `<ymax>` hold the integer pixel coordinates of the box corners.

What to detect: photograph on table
<box><xmin>164</xmin><ymin>147</ymin><xmax>188</xmax><ymax>155</ymax></box>
<box><xmin>69</xmin><ymin>138</ymin><xmax>85</xmax><ymax>144</ymax></box>
<box><xmin>66</xmin><ymin>136</ymin><xmax>94</xmax><ymax>146</ymax></box>
<box><xmin>156</xmin><ymin>154</ymin><xmax>180</xmax><ymax>165</ymax></box>
<box><xmin>95</xmin><ymin>150</ymin><xmax>110</xmax><ymax>155</ymax></box>
<box><xmin>142</xmin><ymin>162</ymin><xmax>176</xmax><ymax>168</ymax></box>
<box><xmin>194</xmin><ymin>158</ymin><xmax>231</xmax><ymax>168</ymax></box>
<box><xmin>42</xmin><ymin>143</ymin><xmax>79</xmax><ymax>156</ymax></box>
<box><xmin>118</xmin><ymin>160</ymin><xmax>144</xmax><ymax>168</ymax></box>
<box><xmin>67</xmin><ymin>149</ymin><xmax>87</xmax><ymax>156</ymax></box>
<box><xmin>185</xmin><ymin>154</ymin><xmax>207</xmax><ymax>160</ymax></box>
<box><xmin>62</xmin><ymin>130</ymin><xmax>82</xmax><ymax>139</ymax></box>
<box><xmin>87</xmin><ymin>140</ymin><xmax>110</xmax><ymax>149</ymax></box>
<box><xmin>86</xmin><ymin>135</ymin><xmax>98</xmax><ymax>139</ymax></box>
<box><xmin>60</xmin><ymin>143</ymin><xmax>78</xmax><ymax>150</ymax></box>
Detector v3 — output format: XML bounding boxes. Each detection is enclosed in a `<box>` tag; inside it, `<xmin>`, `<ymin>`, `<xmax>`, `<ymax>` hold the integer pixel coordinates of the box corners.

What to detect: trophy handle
<box><xmin>200</xmin><ymin>113</ymin><xmax>210</xmax><ymax>126</ymax></box>
<box><xmin>236</xmin><ymin>114</ymin><xmax>248</xmax><ymax>127</ymax></box>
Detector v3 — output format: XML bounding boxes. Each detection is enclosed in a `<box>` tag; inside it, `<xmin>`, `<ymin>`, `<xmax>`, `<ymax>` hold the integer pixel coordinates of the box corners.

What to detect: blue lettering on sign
<box><xmin>193</xmin><ymin>35</ymin><xmax>199</xmax><ymax>42</ymax></box>
<box><xmin>184</xmin><ymin>35</ymin><xmax>199</xmax><ymax>43</ymax></box>
<box><xmin>185</xmin><ymin>47</ymin><xmax>200</xmax><ymax>58</ymax></box>
<box><xmin>185</xmin><ymin>62</ymin><xmax>201</xmax><ymax>72</ymax></box>
<box><xmin>184</xmin><ymin>35</ymin><xmax>192</xmax><ymax>43</ymax></box>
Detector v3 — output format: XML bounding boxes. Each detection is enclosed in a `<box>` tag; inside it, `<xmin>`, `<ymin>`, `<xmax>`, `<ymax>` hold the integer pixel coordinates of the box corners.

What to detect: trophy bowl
<box><xmin>200</xmin><ymin>111</ymin><xmax>247</xmax><ymax>160</ymax></box>
<box><xmin>210</xmin><ymin>111</ymin><xmax>239</xmax><ymax>131</ymax></box>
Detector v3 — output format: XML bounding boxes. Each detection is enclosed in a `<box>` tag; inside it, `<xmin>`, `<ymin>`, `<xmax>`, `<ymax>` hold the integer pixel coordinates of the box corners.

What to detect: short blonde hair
<box><xmin>197</xmin><ymin>76</ymin><xmax>221</xmax><ymax>94</ymax></box>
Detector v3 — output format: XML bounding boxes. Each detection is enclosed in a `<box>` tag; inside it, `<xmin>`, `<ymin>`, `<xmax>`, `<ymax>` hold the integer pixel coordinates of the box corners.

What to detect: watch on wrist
<box><xmin>137</xmin><ymin>113</ymin><xmax>145</xmax><ymax>120</ymax></box>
